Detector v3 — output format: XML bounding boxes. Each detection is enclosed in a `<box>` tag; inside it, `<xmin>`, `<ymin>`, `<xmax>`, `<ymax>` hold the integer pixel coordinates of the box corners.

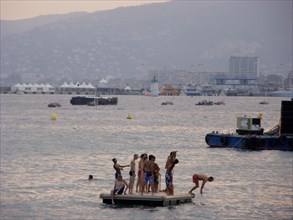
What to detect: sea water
<box><xmin>1</xmin><ymin>94</ymin><xmax>292</xmax><ymax>219</ymax></box>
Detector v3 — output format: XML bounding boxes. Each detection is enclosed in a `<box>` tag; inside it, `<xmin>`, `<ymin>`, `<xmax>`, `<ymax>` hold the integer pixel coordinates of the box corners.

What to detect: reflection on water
<box><xmin>1</xmin><ymin>94</ymin><xmax>292</xmax><ymax>219</ymax></box>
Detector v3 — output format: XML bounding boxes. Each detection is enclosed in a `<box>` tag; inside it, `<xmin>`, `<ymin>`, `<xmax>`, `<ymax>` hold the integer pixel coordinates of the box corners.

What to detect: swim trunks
<box><xmin>165</xmin><ymin>172</ymin><xmax>173</xmax><ymax>187</ymax></box>
<box><xmin>114</xmin><ymin>186</ymin><xmax>125</xmax><ymax>195</ymax></box>
<box><xmin>143</xmin><ymin>172</ymin><xmax>154</xmax><ymax>186</ymax></box>
<box><xmin>192</xmin><ymin>174</ymin><xmax>199</xmax><ymax>185</ymax></box>
<box><xmin>129</xmin><ymin>170</ymin><xmax>135</xmax><ymax>176</ymax></box>
<box><xmin>115</xmin><ymin>172</ymin><xmax>121</xmax><ymax>179</ymax></box>
<box><xmin>138</xmin><ymin>169</ymin><xmax>143</xmax><ymax>178</ymax></box>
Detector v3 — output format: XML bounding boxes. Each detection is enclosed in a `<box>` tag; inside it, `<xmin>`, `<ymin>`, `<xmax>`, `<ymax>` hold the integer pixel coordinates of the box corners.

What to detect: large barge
<box><xmin>70</xmin><ymin>96</ymin><xmax>118</xmax><ymax>105</ymax></box>
<box><xmin>205</xmin><ymin>99</ymin><xmax>293</xmax><ymax>151</ymax></box>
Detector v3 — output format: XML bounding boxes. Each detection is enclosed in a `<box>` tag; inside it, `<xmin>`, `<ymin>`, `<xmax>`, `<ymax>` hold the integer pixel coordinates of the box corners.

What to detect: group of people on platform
<box><xmin>105</xmin><ymin>151</ymin><xmax>213</xmax><ymax>204</ymax></box>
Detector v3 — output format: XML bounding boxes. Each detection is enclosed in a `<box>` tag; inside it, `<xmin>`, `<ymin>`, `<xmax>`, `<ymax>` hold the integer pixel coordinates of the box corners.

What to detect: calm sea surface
<box><xmin>1</xmin><ymin>94</ymin><xmax>292</xmax><ymax>219</ymax></box>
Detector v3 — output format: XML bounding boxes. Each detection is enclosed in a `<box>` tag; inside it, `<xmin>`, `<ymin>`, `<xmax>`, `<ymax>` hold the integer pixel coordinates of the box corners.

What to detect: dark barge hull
<box><xmin>70</xmin><ymin>96</ymin><xmax>118</xmax><ymax>105</ymax></box>
<box><xmin>205</xmin><ymin>99</ymin><xmax>293</xmax><ymax>151</ymax></box>
<box><xmin>205</xmin><ymin>133</ymin><xmax>293</xmax><ymax>151</ymax></box>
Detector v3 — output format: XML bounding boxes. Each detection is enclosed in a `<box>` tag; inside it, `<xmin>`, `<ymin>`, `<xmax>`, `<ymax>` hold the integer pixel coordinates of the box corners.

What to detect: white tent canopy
<box><xmin>125</xmin><ymin>86</ymin><xmax>131</xmax><ymax>90</ymax></box>
<box><xmin>60</xmin><ymin>82</ymin><xmax>95</xmax><ymax>89</ymax></box>
<box><xmin>11</xmin><ymin>83</ymin><xmax>54</xmax><ymax>93</ymax></box>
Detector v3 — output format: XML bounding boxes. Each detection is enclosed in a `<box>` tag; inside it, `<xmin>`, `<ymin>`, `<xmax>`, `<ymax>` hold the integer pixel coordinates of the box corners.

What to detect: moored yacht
<box><xmin>180</xmin><ymin>85</ymin><xmax>202</xmax><ymax>96</ymax></box>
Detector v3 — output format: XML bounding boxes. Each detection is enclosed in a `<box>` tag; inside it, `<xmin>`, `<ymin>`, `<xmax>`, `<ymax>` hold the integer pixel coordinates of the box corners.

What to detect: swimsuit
<box><xmin>192</xmin><ymin>174</ymin><xmax>199</xmax><ymax>185</ymax></box>
<box><xmin>113</xmin><ymin>186</ymin><xmax>125</xmax><ymax>195</ymax></box>
<box><xmin>114</xmin><ymin>164</ymin><xmax>121</xmax><ymax>179</ymax></box>
<box><xmin>138</xmin><ymin>169</ymin><xmax>143</xmax><ymax>178</ymax></box>
<box><xmin>115</xmin><ymin>172</ymin><xmax>121</xmax><ymax>179</ymax></box>
<box><xmin>165</xmin><ymin>172</ymin><xmax>173</xmax><ymax>187</ymax></box>
<box><xmin>129</xmin><ymin>170</ymin><xmax>135</xmax><ymax>176</ymax></box>
<box><xmin>143</xmin><ymin>172</ymin><xmax>154</xmax><ymax>186</ymax></box>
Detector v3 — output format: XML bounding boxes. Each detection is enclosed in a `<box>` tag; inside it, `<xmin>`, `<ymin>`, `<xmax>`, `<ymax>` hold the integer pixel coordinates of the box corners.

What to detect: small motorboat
<box><xmin>161</xmin><ymin>101</ymin><xmax>173</xmax><ymax>105</ymax></box>
<box><xmin>195</xmin><ymin>100</ymin><xmax>213</xmax><ymax>105</ymax></box>
<box><xmin>259</xmin><ymin>100</ymin><xmax>269</xmax><ymax>105</ymax></box>
<box><xmin>48</xmin><ymin>102</ymin><xmax>61</xmax><ymax>107</ymax></box>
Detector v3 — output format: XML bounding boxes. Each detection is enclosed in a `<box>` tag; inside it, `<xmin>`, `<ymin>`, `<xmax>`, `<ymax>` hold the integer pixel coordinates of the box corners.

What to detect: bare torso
<box><xmin>130</xmin><ymin>160</ymin><xmax>135</xmax><ymax>171</ymax></box>
<box><xmin>196</xmin><ymin>174</ymin><xmax>208</xmax><ymax>181</ymax></box>
<box><xmin>144</xmin><ymin>160</ymin><xmax>154</xmax><ymax>173</ymax></box>
<box><xmin>139</xmin><ymin>159</ymin><xmax>144</xmax><ymax>170</ymax></box>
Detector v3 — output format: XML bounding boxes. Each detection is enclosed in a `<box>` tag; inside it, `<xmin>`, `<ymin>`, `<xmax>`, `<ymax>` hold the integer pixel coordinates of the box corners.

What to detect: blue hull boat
<box><xmin>205</xmin><ymin>99</ymin><xmax>293</xmax><ymax>151</ymax></box>
<box><xmin>205</xmin><ymin>133</ymin><xmax>293</xmax><ymax>151</ymax></box>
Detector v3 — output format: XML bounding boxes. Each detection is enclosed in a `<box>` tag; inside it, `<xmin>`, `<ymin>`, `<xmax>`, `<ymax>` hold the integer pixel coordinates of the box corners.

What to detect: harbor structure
<box><xmin>150</xmin><ymin>76</ymin><xmax>159</xmax><ymax>96</ymax></box>
<box><xmin>215</xmin><ymin>56</ymin><xmax>258</xmax><ymax>90</ymax></box>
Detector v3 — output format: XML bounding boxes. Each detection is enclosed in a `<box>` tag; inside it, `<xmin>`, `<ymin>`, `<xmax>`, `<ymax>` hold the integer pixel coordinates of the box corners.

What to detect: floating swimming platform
<box><xmin>99</xmin><ymin>192</ymin><xmax>194</xmax><ymax>206</ymax></box>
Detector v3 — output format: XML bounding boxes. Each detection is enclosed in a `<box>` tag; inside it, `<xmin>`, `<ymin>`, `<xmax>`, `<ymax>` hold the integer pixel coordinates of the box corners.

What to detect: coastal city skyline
<box><xmin>1</xmin><ymin>1</ymin><xmax>292</xmax><ymax>94</ymax></box>
<box><xmin>1</xmin><ymin>1</ymin><xmax>293</xmax><ymax>218</ymax></box>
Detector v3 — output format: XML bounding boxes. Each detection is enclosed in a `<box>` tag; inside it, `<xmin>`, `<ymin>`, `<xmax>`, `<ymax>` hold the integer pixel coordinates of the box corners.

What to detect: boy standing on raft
<box><xmin>141</xmin><ymin>155</ymin><xmax>156</xmax><ymax>196</ymax></box>
<box><xmin>165</xmin><ymin>151</ymin><xmax>177</xmax><ymax>170</ymax></box>
<box><xmin>165</xmin><ymin>159</ymin><xmax>179</xmax><ymax>196</ymax></box>
<box><xmin>128</xmin><ymin>154</ymin><xmax>138</xmax><ymax>194</ymax></box>
<box><xmin>136</xmin><ymin>154</ymin><xmax>146</xmax><ymax>193</ymax></box>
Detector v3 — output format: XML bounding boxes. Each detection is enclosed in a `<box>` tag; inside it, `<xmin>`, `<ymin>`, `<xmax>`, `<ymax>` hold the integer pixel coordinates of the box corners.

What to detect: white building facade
<box><xmin>215</xmin><ymin>56</ymin><xmax>259</xmax><ymax>90</ymax></box>
<box><xmin>229</xmin><ymin>56</ymin><xmax>259</xmax><ymax>78</ymax></box>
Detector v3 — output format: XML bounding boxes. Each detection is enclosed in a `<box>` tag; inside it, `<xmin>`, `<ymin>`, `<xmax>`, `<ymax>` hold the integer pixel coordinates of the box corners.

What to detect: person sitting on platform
<box><xmin>188</xmin><ymin>174</ymin><xmax>214</xmax><ymax>195</ymax></box>
<box><xmin>111</xmin><ymin>174</ymin><xmax>129</xmax><ymax>204</ymax></box>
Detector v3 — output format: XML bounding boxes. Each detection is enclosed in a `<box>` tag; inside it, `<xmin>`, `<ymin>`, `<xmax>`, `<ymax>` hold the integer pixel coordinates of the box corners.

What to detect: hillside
<box><xmin>1</xmin><ymin>1</ymin><xmax>292</xmax><ymax>84</ymax></box>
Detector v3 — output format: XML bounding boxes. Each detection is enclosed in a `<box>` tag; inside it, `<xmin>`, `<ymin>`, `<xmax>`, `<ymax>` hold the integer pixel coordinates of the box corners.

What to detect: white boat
<box><xmin>180</xmin><ymin>85</ymin><xmax>202</xmax><ymax>96</ymax></box>
<box><xmin>269</xmin><ymin>89</ymin><xmax>293</xmax><ymax>97</ymax></box>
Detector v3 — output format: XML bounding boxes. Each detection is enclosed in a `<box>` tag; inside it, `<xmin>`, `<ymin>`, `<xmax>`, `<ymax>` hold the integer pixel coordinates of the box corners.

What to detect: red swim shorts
<box><xmin>138</xmin><ymin>169</ymin><xmax>142</xmax><ymax>178</ymax></box>
<box><xmin>192</xmin><ymin>174</ymin><xmax>199</xmax><ymax>185</ymax></box>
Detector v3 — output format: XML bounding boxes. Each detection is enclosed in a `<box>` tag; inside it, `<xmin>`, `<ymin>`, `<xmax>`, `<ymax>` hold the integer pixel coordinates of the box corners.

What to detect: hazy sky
<box><xmin>1</xmin><ymin>0</ymin><xmax>167</xmax><ymax>20</ymax></box>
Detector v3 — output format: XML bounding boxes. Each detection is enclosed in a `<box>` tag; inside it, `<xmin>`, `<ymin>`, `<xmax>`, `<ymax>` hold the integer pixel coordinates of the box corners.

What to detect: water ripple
<box><xmin>1</xmin><ymin>95</ymin><xmax>292</xmax><ymax>219</ymax></box>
